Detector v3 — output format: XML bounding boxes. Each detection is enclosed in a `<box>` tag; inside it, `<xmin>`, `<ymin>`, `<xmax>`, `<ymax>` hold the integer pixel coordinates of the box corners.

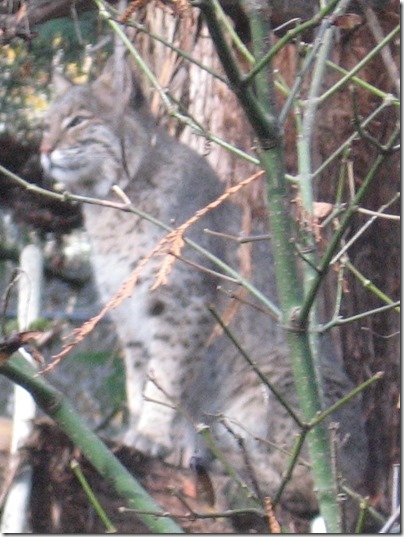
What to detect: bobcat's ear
<box><xmin>92</xmin><ymin>57</ymin><xmax>134</xmax><ymax>112</ymax></box>
<box><xmin>52</xmin><ymin>71</ymin><xmax>73</xmax><ymax>97</ymax></box>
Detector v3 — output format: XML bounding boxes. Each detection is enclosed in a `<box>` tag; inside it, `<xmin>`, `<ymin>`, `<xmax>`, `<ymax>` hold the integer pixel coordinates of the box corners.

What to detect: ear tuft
<box><xmin>91</xmin><ymin>56</ymin><xmax>134</xmax><ymax>112</ymax></box>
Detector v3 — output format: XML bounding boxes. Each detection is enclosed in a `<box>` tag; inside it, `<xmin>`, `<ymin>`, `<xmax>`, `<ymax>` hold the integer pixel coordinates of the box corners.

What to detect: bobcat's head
<box><xmin>40</xmin><ymin>60</ymin><xmax>151</xmax><ymax>198</ymax></box>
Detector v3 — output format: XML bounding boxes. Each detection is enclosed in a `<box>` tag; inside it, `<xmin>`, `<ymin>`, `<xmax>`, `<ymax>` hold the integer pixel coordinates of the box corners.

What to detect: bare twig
<box><xmin>298</xmin><ymin>124</ymin><xmax>400</xmax><ymax>325</ymax></box>
<box><xmin>331</xmin><ymin>193</ymin><xmax>400</xmax><ymax>265</ymax></box>
<box><xmin>319</xmin><ymin>25</ymin><xmax>400</xmax><ymax>103</ymax></box>
<box><xmin>361</xmin><ymin>2</ymin><xmax>400</xmax><ymax>96</ymax></box>
<box><xmin>118</xmin><ymin>505</ymin><xmax>264</xmax><ymax>519</ymax></box>
<box><xmin>321</xmin><ymin>301</ymin><xmax>400</xmax><ymax>331</ymax></box>
<box><xmin>272</xmin><ymin>431</ymin><xmax>308</xmax><ymax>506</ymax></box>
<box><xmin>220</xmin><ymin>420</ymin><xmax>263</xmax><ymax>501</ymax></box>
<box><xmin>196</xmin><ymin>424</ymin><xmax>261</xmax><ymax>506</ymax></box>
<box><xmin>308</xmin><ymin>372</ymin><xmax>384</xmax><ymax>429</ymax></box>
<box><xmin>351</xmin><ymin>88</ymin><xmax>400</xmax><ymax>154</ymax></box>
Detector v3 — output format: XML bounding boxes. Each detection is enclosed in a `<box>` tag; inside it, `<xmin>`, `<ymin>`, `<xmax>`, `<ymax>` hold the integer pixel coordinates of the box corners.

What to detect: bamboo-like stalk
<box><xmin>0</xmin><ymin>356</ymin><xmax>184</xmax><ymax>534</ymax></box>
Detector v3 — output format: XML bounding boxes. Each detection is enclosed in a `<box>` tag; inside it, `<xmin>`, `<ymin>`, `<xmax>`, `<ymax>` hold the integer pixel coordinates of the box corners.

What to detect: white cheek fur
<box><xmin>44</xmin><ymin>148</ymin><xmax>117</xmax><ymax>198</ymax></box>
<box><xmin>40</xmin><ymin>153</ymin><xmax>51</xmax><ymax>174</ymax></box>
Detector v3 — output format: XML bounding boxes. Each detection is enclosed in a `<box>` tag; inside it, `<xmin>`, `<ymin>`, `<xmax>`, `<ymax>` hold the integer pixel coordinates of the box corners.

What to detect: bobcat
<box><xmin>40</xmin><ymin>59</ymin><xmax>368</xmax><ymax>520</ymax></box>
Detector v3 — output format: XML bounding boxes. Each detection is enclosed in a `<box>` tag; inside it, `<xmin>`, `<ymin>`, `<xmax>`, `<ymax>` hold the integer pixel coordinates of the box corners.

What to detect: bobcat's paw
<box><xmin>122</xmin><ymin>425</ymin><xmax>173</xmax><ymax>458</ymax></box>
<box><xmin>133</xmin><ymin>430</ymin><xmax>173</xmax><ymax>459</ymax></box>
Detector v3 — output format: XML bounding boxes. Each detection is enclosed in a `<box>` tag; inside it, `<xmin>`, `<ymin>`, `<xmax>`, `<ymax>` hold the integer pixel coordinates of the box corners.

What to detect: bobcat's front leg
<box><xmin>120</xmin><ymin>288</ymin><xmax>184</xmax><ymax>457</ymax></box>
<box><xmin>128</xmin><ymin>289</ymin><xmax>211</xmax><ymax>460</ymax></box>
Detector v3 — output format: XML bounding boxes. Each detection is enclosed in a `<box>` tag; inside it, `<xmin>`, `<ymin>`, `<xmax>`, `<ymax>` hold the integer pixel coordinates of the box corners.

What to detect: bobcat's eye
<box><xmin>63</xmin><ymin>115</ymin><xmax>89</xmax><ymax>130</ymax></box>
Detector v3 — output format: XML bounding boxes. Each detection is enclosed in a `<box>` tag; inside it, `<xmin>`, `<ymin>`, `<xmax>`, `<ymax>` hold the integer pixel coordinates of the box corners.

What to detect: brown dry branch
<box><xmin>44</xmin><ymin>248</ymin><xmax>154</xmax><ymax>373</ymax></box>
<box><xmin>0</xmin><ymin>331</ymin><xmax>45</xmax><ymax>367</ymax></box>
<box><xmin>119</xmin><ymin>0</ymin><xmax>152</xmax><ymax>22</ymax></box>
<box><xmin>265</xmin><ymin>497</ymin><xmax>281</xmax><ymax>533</ymax></box>
<box><xmin>44</xmin><ymin>170</ymin><xmax>263</xmax><ymax>373</ymax></box>
<box><xmin>151</xmin><ymin>169</ymin><xmax>263</xmax><ymax>289</ymax></box>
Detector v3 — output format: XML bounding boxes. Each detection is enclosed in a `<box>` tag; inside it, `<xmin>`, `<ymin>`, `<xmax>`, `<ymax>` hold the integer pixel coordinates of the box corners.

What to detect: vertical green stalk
<box><xmin>295</xmin><ymin>20</ymin><xmax>337</xmax><ymax>396</ymax></box>
<box><xmin>200</xmin><ymin>0</ymin><xmax>340</xmax><ymax>530</ymax></box>
<box><xmin>257</xmin><ymin>147</ymin><xmax>339</xmax><ymax>532</ymax></box>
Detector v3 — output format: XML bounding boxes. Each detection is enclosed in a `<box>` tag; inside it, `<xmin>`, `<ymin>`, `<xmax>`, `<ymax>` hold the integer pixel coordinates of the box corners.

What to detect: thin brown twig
<box><xmin>151</xmin><ymin>170</ymin><xmax>264</xmax><ymax>290</ymax></box>
<box><xmin>264</xmin><ymin>497</ymin><xmax>281</xmax><ymax>533</ymax></box>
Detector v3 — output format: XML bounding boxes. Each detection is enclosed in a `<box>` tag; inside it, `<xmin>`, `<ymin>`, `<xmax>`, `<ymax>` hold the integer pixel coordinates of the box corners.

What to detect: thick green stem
<box><xmin>0</xmin><ymin>356</ymin><xmax>184</xmax><ymax>534</ymax></box>
<box><xmin>295</xmin><ymin>19</ymin><xmax>339</xmax><ymax>397</ymax></box>
<box><xmin>260</xmin><ymin>152</ymin><xmax>339</xmax><ymax>528</ymax></box>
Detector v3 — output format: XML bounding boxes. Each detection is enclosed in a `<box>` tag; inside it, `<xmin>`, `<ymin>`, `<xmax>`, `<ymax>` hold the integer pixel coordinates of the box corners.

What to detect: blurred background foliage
<box><xmin>0</xmin><ymin>7</ymin><xmax>126</xmax><ymax>436</ymax></box>
<box><xmin>0</xmin><ymin>10</ymin><xmax>108</xmax><ymax>141</ymax></box>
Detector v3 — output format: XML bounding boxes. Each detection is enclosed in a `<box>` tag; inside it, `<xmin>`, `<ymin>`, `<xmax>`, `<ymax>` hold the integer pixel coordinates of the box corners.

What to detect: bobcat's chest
<box><xmin>83</xmin><ymin>199</ymin><xmax>165</xmax><ymax>297</ymax></box>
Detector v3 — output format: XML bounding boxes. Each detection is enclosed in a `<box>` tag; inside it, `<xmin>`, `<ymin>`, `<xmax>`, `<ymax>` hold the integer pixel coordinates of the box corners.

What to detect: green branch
<box><xmin>298</xmin><ymin>124</ymin><xmax>400</xmax><ymax>326</ymax></box>
<box><xmin>242</xmin><ymin>0</ymin><xmax>346</xmax><ymax>87</ymax></box>
<box><xmin>294</xmin><ymin>10</ymin><xmax>344</xmax><ymax>396</ymax></box>
<box><xmin>344</xmin><ymin>262</ymin><xmax>400</xmax><ymax>311</ymax></box>
<box><xmin>196</xmin><ymin>0</ymin><xmax>280</xmax><ymax>143</ymax></box>
<box><xmin>211</xmin><ymin>0</ymin><xmax>254</xmax><ymax>64</ymax></box>
<box><xmin>324</xmin><ymin>58</ymin><xmax>400</xmax><ymax>104</ymax></box>
<box><xmin>312</xmin><ymin>100</ymin><xmax>394</xmax><ymax>180</ymax></box>
<box><xmin>71</xmin><ymin>459</ymin><xmax>117</xmax><ymax>533</ymax></box>
<box><xmin>196</xmin><ymin>424</ymin><xmax>262</xmax><ymax>507</ymax></box>
<box><xmin>319</xmin><ymin>25</ymin><xmax>400</xmax><ymax>103</ymax></box>
<box><xmin>308</xmin><ymin>372</ymin><xmax>384</xmax><ymax>429</ymax></box>
<box><xmin>94</xmin><ymin>0</ymin><xmax>260</xmax><ymax>165</ymax></box>
<box><xmin>331</xmin><ymin>192</ymin><xmax>400</xmax><ymax>265</ymax></box>
<box><xmin>272</xmin><ymin>431</ymin><xmax>308</xmax><ymax>506</ymax></box>
<box><xmin>322</xmin><ymin>301</ymin><xmax>400</xmax><ymax>331</ymax></box>
<box><xmin>208</xmin><ymin>306</ymin><xmax>304</xmax><ymax>427</ymax></box>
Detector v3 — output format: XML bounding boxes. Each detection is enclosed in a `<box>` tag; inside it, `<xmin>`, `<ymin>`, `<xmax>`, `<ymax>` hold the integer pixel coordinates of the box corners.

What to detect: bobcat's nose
<box><xmin>40</xmin><ymin>139</ymin><xmax>53</xmax><ymax>155</ymax></box>
<box><xmin>40</xmin><ymin>145</ymin><xmax>52</xmax><ymax>174</ymax></box>
<box><xmin>40</xmin><ymin>138</ymin><xmax>54</xmax><ymax>174</ymax></box>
